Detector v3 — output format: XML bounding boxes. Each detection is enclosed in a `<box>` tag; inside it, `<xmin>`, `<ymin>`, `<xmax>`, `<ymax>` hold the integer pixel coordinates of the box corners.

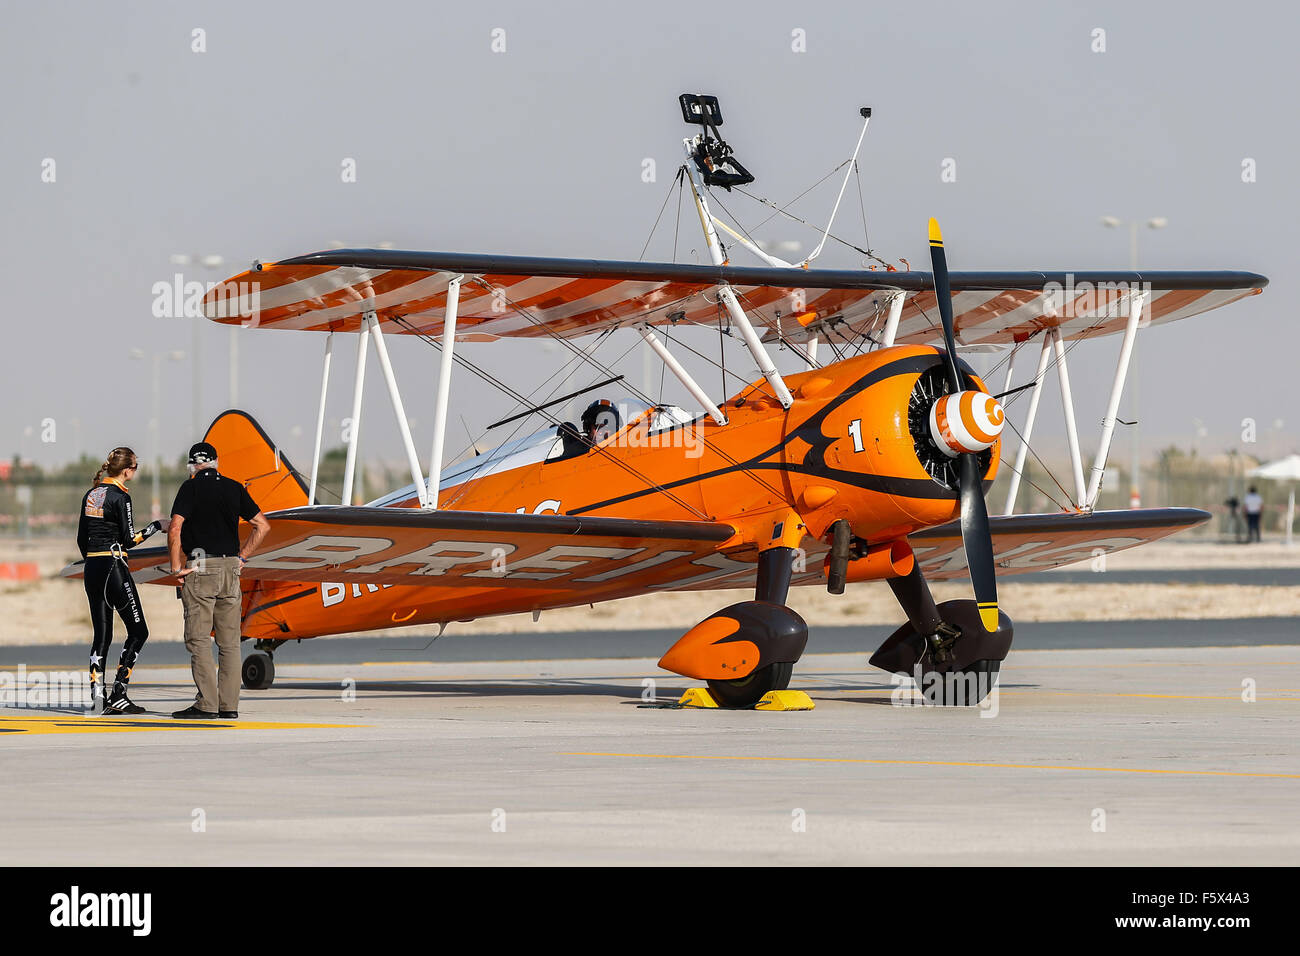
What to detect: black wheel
<box><xmin>241</xmin><ymin>652</ymin><xmax>275</xmax><ymax>690</ymax></box>
<box><xmin>706</xmin><ymin>661</ymin><xmax>793</xmax><ymax>708</ymax></box>
<box><xmin>915</xmin><ymin>659</ymin><xmax>999</xmax><ymax>706</ymax></box>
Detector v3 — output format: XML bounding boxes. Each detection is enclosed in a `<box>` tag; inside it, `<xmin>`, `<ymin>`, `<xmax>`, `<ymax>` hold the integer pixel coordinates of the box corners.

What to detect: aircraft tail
<box><xmin>201</xmin><ymin>410</ymin><xmax>309</xmax><ymax>513</ymax></box>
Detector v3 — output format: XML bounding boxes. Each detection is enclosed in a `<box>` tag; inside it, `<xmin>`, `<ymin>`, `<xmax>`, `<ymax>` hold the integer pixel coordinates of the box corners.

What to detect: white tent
<box><xmin>1247</xmin><ymin>454</ymin><xmax>1300</xmax><ymax>546</ymax></box>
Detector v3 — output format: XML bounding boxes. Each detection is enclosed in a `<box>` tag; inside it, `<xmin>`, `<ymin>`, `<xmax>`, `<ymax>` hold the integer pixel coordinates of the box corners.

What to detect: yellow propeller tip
<box><xmin>979</xmin><ymin>605</ymin><xmax>999</xmax><ymax>632</ymax></box>
<box><xmin>928</xmin><ymin>218</ymin><xmax>943</xmax><ymax>245</ymax></box>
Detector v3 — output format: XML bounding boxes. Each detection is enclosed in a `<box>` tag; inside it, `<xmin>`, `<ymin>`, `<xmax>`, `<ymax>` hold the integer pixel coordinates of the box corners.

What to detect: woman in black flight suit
<box><xmin>77</xmin><ymin>447</ymin><xmax>164</xmax><ymax>714</ymax></box>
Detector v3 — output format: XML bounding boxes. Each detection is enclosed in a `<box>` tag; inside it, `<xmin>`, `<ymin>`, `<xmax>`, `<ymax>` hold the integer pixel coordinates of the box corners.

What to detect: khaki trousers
<box><xmin>181</xmin><ymin>556</ymin><xmax>243</xmax><ymax>713</ymax></box>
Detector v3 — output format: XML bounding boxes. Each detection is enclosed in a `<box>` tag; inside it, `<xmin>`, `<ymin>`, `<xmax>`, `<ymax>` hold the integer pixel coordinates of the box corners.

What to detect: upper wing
<box><xmin>203</xmin><ymin>250</ymin><xmax>1266</xmax><ymax>346</ymax></box>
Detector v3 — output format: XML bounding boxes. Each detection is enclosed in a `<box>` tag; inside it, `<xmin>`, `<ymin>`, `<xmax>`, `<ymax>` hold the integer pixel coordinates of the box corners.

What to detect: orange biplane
<box><xmin>69</xmin><ymin>95</ymin><xmax>1267</xmax><ymax>706</ymax></box>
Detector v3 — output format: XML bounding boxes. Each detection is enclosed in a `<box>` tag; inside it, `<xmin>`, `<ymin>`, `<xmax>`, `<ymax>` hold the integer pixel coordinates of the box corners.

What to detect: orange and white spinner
<box><xmin>928</xmin><ymin>390</ymin><xmax>1005</xmax><ymax>457</ymax></box>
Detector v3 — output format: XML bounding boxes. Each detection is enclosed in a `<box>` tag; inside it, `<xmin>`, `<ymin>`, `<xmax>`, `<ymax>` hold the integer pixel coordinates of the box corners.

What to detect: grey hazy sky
<box><xmin>2</xmin><ymin>0</ymin><xmax>1295</xmax><ymax>478</ymax></box>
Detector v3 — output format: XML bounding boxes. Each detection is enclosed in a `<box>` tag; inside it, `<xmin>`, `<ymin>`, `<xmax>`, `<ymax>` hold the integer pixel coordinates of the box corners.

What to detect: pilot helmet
<box><xmin>581</xmin><ymin>399</ymin><xmax>622</xmax><ymax>443</ymax></box>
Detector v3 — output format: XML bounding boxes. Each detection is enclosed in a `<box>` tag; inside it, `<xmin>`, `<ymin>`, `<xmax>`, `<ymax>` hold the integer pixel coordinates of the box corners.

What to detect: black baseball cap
<box><xmin>188</xmin><ymin>442</ymin><xmax>218</xmax><ymax>465</ymax></box>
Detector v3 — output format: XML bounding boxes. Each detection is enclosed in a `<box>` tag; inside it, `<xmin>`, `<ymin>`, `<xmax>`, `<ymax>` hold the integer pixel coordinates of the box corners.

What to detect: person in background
<box><xmin>1243</xmin><ymin>485</ymin><xmax>1264</xmax><ymax>543</ymax></box>
<box><xmin>167</xmin><ymin>442</ymin><xmax>270</xmax><ymax>720</ymax></box>
<box><xmin>76</xmin><ymin>447</ymin><xmax>165</xmax><ymax>714</ymax></box>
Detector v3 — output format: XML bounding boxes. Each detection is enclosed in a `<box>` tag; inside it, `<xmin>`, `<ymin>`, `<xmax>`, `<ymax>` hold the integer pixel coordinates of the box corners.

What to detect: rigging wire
<box><xmin>998</xmin><ymin>412</ymin><xmax>1075</xmax><ymax>513</ymax></box>
<box><xmin>441</xmin><ymin>326</ymin><xmax>611</xmax><ymax>476</ymax></box>
<box><xmin>638</xmin><ymin>167</ymin><xmax>686</xmax><ymax>261</ymax></box>
<box><xmin>480</xmin><ymin>281</ymin><xmax>793</xmax><ymax>503</ymax></box>
<box><xmin>387</xmin><ymin>314</ymin><xmax>709</xmax><ymax>519</ymax></box>
<box><xmin>444</xmin><ymin>333</ymin><xmax>627</xmax><ymax>508</ymax></box>
<box><xmin>672</xmin><ymin>167</ymin><xmax>685</xmax><ymax>263</ymax></box>
<box><xmin>747</xmin><ymin>161</ymin><xmax>848</xmax><ymax>233</ymax></box>
<box><xmin>736</xmin><ymin>183</ymin><xmax>886</xmax><ymax>264</ymax></box>
<box><xmin>901</xmin><ymin>291</ymin><xmax>1121</xmax><ymax>509</ymax></box>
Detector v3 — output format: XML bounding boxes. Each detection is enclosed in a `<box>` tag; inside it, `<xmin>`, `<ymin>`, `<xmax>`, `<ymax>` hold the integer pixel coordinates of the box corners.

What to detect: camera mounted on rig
<box><xmin>679</xmin><ymin>93</ymin><xmax>754</xmax><ymax>190</ymax></box>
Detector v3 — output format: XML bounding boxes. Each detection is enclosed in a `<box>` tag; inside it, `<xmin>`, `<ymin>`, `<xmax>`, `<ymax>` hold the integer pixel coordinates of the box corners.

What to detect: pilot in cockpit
<box><xmin>581</xmin><ymin>399</ymin><xmax>622</xmax><ymax>445</ymax></box>
<box><xmin>552</xmin><ymin>399</ymin><xmax>622</xmax><ymax>462</ymax></box>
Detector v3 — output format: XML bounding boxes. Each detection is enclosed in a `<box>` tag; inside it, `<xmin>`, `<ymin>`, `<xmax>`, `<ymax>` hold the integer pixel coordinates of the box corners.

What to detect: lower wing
<box><xmin>908</xmin><ymin>507</ymin><xmax>1209</xmax><ymax>579</ymax></box>
<box><xmin>59</xmin><ymin>507</ymin><xmax>1206</xmax><ymax>598</ymax></box>
<box><xmin>61</xmin><ymin>506</ymin><xmax>738</xmax><ymax>595</ymax></box>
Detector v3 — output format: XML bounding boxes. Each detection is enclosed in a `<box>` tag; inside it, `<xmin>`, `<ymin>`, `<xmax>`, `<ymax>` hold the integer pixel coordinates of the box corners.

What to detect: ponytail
<box><xmin>94</xmin><ymin>447</ymin><xmax>138</xmax><ymax>486</ymax></box>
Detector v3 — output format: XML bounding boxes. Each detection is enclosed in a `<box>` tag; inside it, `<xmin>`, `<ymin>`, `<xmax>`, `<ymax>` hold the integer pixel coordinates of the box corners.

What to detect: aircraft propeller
<box><xmin>927</xmin><ymin>218</ymin><xmax>1002</xmax><ymax>632</ymax></box>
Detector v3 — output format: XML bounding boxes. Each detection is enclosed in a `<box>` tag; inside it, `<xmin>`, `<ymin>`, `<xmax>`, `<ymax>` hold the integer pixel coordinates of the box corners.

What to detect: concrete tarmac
<box><xmin>1</xmin><ymin>630</ymin><xmax>1298</xmax><ymax>865</ymax></box>
<box><xmin>3</xmin><ymin>616</ymin><xmax>1297</xmax><ymax>668</ymax></box>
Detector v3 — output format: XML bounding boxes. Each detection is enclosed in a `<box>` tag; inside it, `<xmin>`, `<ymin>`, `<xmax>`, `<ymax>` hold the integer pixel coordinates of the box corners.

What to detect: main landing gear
<box><xmin>658</xmin><ymin>546</ymin><xmax>808</xmax><ymax>708</ymax></box>
<box><xmin>871</xmin><ymin>562</ymin><xmax>1013</xmax><ymax>706</ymax></box>
<box><xmin>241</xmin><ymin>638</ymin><xmax>282</xmax><ymax>690</ymax></box>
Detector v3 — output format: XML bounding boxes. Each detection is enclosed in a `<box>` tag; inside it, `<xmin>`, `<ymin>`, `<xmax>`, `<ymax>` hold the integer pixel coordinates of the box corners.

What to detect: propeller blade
<box><xmin>960</xmin><ymin>449</ymin><xmax>999</xmax><ymax>632</ymax></box>
<box><xmin>932</xmin><ymin>217</ymin><xmax>998</xmax><ymax>633</ymax></box>
<box><xmin>927</xmin><ymin>217</ymin><xmax>963</xmax><ymax>394</ymax></box>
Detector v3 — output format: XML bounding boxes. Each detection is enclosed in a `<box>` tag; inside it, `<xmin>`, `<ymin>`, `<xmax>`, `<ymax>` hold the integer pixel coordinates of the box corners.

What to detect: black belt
<box><xmin>191</xmin><ymin>554</ymin><xmax>240</xmax><ymax>559</ymax></box>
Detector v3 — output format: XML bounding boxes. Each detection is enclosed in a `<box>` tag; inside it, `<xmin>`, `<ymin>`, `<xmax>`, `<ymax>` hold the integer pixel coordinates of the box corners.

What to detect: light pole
<box><xmin>169</xmin><ymin>253</ymin><xmax>225</xmax><ymax>438</ymax></box>
<box><xmin>130</xmin><ymin>348</ymin><xmax>186</xmax><ymax>519</ymax></box>
<box><xmin>1101</xmin><ymin>216</ymin><xmax>1167</xmax><ymax>507</ymax></box>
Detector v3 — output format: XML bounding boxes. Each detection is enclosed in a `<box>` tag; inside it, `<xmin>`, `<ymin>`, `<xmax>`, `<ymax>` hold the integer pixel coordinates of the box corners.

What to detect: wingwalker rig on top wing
<box><xmin>66</xmin><ymin>94</ymin><xmax>1267</xmax><ymax>707</ymax></box>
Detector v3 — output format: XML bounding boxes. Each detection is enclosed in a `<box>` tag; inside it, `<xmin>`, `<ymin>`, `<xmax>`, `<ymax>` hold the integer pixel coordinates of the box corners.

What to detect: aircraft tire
<box><xmin>916</xmin><ymin>659</ymin><xmax>999</xmax><ymax>706</ymax></box>
<box><xmin>241</xmin><ymin>651</ymin><xmax>275</xmax><ymax>690</ymax></box>
<box><xmin>707</xmin><ymin>661</ymin><xmax>793</xmax><ymax>708</ymax></box>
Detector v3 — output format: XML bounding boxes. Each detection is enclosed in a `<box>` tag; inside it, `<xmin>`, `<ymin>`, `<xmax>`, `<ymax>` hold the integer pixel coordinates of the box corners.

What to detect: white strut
<box><xmin>307</xmin><ymin>332</ymin><xmax>333</xmax><ymax>506</ymax></box>
<box><xmin>426</xmin><ymin>276</ymin><xmax>462</xmax><ymax>509</ymax></box>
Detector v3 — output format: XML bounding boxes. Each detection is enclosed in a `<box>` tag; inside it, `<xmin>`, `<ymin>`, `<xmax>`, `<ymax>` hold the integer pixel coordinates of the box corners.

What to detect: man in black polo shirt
<box><xmin>167</xmin><ymin>442</ymin><xmax>270</xmax><ymax>719</ymax></box>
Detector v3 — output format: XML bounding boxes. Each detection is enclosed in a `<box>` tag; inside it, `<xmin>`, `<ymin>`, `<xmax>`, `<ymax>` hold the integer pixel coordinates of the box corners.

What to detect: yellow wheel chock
<box><xmin>675</xmin><ymin>688</ymin><xmax>814</xmax><ymax>711</ymax></box>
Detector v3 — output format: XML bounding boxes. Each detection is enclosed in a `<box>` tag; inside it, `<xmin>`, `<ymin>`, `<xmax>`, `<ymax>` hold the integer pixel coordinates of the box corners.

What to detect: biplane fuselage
<box><xmin>237</xmin><ymin>344</ymin><xmax>988</xmax><ymax>642</ymax></box>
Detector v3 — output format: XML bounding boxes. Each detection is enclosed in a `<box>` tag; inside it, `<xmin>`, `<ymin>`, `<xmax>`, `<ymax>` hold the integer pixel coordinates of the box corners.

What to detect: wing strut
<box><xmin>637</xmin><ymin>324</ymin><xmax>728</xmax><ymax>425</ymax></box>
<box><xmin>1002</xmin><ymin>334</ymin><xmax>1053</xmax><ymax>515</ymax></box>
<box><xmin>1003</xmin><ymin>290</ymin><xmax>1149</xmax><ymax>515</ymax></box>
<box><xmin>1051</xmin><ymin>327</ymin><xmax>1088</xmax><ymax>508</ymax></box>
<box><xmin>367</xmin><ymin>310</ymin><xmax>430</xmax><ymax>508</ymax></box>
<box><xmin>682</xmin><ymin>146</ymin><xmax>794</xmax><ymax>409</ymax></box>
<box><xmin>1085</xmin><ymin>291</ymin><xmax>1146</xmax><ymax>509</ymax></box>
<box><xmin>878</xmin><ymin>291</ymin><xmax>906</xmax><ymax>347</ymax></box>
<box><xmin>308</xmin><ymin>331</ymin><xmax>333</xmax><ymax>505</ymax></box>
<box><xmin>340</xmin><ymin>321</ymin><xmax>370</xmax><ymax>506</ymax></box>
<box><xmin>426</xmin><ymin>275</ymin><xmax>462</xmax><ymax>509</ymax></box>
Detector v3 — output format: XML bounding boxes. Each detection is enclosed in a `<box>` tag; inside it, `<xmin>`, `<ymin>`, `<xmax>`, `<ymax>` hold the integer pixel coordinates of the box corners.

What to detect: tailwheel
<box><xmin>241</xmin><ymin>651</ymin><xmax>275</xmax><ymax>690</ymax></box>
<box><xmin>707</xmin><ymin>661</ymin><xmax>794</xmax><ymax>708</ymax></box>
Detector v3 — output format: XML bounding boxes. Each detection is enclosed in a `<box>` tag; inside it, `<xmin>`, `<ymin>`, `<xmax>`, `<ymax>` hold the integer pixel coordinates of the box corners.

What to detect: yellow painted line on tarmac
<box><xmin>805</xmin><ymin>687</ymin><xmax>1297</xmax><ymax>702</ymax></box>
<box><xmin>0</xmin><ymin>715</ymin><xmax>364</xmax><ymax>736</ymax></box>
<box><xmin>564</xmin><ymin>752</ymin><xmax>1300</xmax><ymax>780</ymax></box>
<box><xmin>997</xmin><ymin>690</ymin><xmax>1297</xmax><ymax>702</ymax></box>
<box><xmin>1013</xmin><ymin>644</ymin><xmax>1300</xmax><ymax>656</ymax></box>
<box><xmin>1010</xmin><ymin>659</ymin><xmax>1300</xmax><ymax>668</ymax></box>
